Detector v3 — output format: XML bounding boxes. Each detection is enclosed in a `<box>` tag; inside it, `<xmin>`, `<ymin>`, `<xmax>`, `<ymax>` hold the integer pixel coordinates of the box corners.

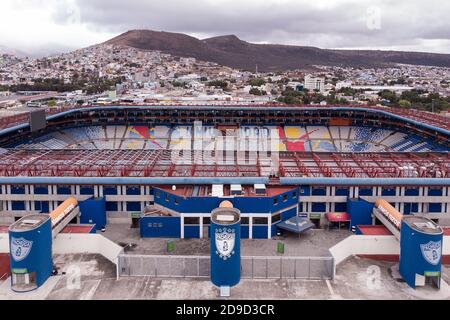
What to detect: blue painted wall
<box><xmin>140</xmin><ymin>216</ymin><xmax>181</xmax><ymax>238</ymax></box>
<box><xmin>79</xmin><ymin>197</ymin><xmax>107</xmax><ymax>230</ymax></box>
<box><xmin>9</xmin><ymin>217</ymin><xmax>53</xmax><ymax>292</ymax></box>
<box><xmin>399</xmin><ymin>220</ymin><xmax>443</xmax><ymax>289</ymax></box>
<box><xmin>348</xmin><ymin>198</ymin><xmax>374</xmax><ymax>228</ymax></box>
<box><xmin>210</xmin><ymin>219</ymin><xmax>241</xmax><ymax>287</ymax></box>
<box><xmin>184</xmin><ymin>225</ymin><xmax>200</xmax><ymax>238</ymax></box>
<box><xmin>153</xmin><ymin>187</ymin><xmax>298</xmax><ymax>214</ymax></box>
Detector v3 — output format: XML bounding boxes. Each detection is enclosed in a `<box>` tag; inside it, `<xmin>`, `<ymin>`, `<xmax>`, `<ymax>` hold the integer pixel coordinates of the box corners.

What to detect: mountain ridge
<box><xmin>105</xmin><ymin>30</ymin><xmax>450</xmax><ymax>71</ymax></box>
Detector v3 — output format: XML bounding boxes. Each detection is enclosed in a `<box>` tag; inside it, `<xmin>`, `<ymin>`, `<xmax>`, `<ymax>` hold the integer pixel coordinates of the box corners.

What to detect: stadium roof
<box><xmin>0</xmin><ymin>149</ymin><xmax>447</xmax><ymax>184</ymax></box>
<box><xmin>0</xmin><ymin>104</ymin><xmax>449</xmax><ymax>132</ymax></box>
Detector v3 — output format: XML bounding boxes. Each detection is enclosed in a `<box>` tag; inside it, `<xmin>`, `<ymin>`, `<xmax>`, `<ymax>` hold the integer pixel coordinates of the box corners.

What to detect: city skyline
<box><xmin>1</xmin><ymin>0</ymin><xmax>450</xmax><ymax>57</ymax></box>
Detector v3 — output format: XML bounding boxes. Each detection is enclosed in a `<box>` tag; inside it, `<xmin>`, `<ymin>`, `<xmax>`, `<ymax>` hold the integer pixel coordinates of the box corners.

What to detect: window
<box><xmin>273</xmin><ymin>198</ymin><xmax>278</xmax><ymax>205</ymax></box>
<box><xmin>292</xmin><ymin>192</ymin><xmax>297</xmax><ymax>198</ymax></box>
<box><xmin>165</xmin><ymin>194</ymin><xmax>170</xmax><ymax>202</ymax></box>
<box><xmin>156</xmin><ymin>191</ymin><xmax>161</xmax><ymax>198</ymax></box>
<box><xmin>240</xmin><ymin>217</ymin><xmax>249</xmax><ymax>225</ymax></box>
<box><xmin>253</xmin><ymin>217</ymin><xmax>268</xmax><ymax>225</ymax></box>
<box><xmin>272</xmin><ymin>213</ymin><xmax>281</xmax><ymax>223</ymax></box>
<box><xmin>282</xmin><ymin>194</ymin><xmax>288</xmax><ymax>202</ymax></box>
<box><xmin>174</xmin><ymin>198</ymin><xmax>179</xmax><ymax>205</ymax></box>
<box><xmin>312</xmin><ymin>187</ymin><xmax>326</xmax><ymax>196</ymax></box>
<box><xmin>184</xmin><ymin>217</ymin><xmax>199</xmax><ymax>225</ymax></box>
<box><xmin>203</xmin><ymin>217</ymin><xmax>211</xmax><ymax>225</ymax></box>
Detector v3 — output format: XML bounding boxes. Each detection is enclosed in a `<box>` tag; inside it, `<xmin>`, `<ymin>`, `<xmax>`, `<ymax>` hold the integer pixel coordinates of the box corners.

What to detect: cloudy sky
<box><xmin>1</xmin><ymin>0</ymin><xmax>450</xmax><ymax>56</ymax></box>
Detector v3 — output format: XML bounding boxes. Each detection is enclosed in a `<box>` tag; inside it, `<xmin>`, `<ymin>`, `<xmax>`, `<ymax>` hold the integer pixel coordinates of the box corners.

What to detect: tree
<box><xmin>398</xmin><ymin>99</ymin><xmax>411</xmax><ymax>108</ymax></box>
<box><xmin>378</xmin><ymin>90</ymin><xmax>399</xmax><ymax>104</ymax></box>
<box><xmin>207</xmin><ymin>80</ymin><xmax>228</xmax><ymax>89</ymax></box>
<box><xmin>248</xmin><ymin>78</ymin><xmax>265</xmax><ymax>86</ymax></box>
<box><xmin>249</xmin><ymin>88</ymin><xmax>265</xmax><ymax>96</ymax></box>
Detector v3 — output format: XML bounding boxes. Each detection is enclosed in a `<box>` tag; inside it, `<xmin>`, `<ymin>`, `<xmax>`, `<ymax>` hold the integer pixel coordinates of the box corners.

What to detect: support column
<box><xmin>180</xmin><ymin>214</ymin><xmax>185</xmax><ymax>239</ymax></box>
<box><xmin>53</xmin><ymin>185</ymin><xmax>58</xmax><ymax>210</ymax></box>
<box><xmin>116</xmin><ymin>186</ymin><xmax>122</xmax><ymax>212</ymax></box>
<box><xmin>122</xmin><ymin>186</ymin><xmax>127</xmax><ymax>213</ymax></box>
<box><xmin>25</xmin><ymin>185</ymin><xmax>30</xmax><ymax>211</ymax></box>
<box><xmin>6</xmin><ymin>185</ymin><xmax>11</xmax><ymax>211</ymax></box>
<box><xmin>29</xmin><ymin>185</ymin><xmax>35</xmax><ymax>211</ymax></box>
<box><xmin>199</xmin><ymin>216</ymin><xmax>204</xmax><ymax>239</ymax></box>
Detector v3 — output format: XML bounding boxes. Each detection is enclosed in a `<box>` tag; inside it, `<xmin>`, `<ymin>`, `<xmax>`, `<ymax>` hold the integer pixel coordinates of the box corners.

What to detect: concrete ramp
<box><xmin>330</xmin><ymin>235</ymin><xmax>450</xmax><ymax>277</ymax></box>
<box><xmin>330</xmin><ymin>235</ymin><xmax>400</xmax><ymax>265</ymax></box>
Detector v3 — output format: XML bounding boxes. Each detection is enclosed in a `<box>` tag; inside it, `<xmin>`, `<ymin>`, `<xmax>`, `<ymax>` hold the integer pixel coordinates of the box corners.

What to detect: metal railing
<box><xmin>118</xmin><ymin>254</ymin><xmax>334</xmax><ymax>280</ymax></box>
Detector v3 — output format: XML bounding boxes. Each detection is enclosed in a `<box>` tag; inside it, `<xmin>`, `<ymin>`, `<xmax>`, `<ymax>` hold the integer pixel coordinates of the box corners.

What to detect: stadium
<box><xmin>0</xmin><ymin>104</ymin><xmax>449</xmax><ymax>294</ymax></box>
<box><xmin>0</xmin><ymin>105</ymin><xmax>448</xmax><ymax>233</ymax></box>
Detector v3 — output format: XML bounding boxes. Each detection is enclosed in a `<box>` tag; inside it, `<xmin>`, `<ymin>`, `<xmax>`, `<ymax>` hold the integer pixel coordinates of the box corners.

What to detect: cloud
<box><xmin>48</xmin><ymin>0</ymin><xmax>450</xmax><ymax>53</ymax></box>
<box><xmin>1</xmin><ymin>0</ymin><xmax>450</xmax><ymax>54</ymax></box>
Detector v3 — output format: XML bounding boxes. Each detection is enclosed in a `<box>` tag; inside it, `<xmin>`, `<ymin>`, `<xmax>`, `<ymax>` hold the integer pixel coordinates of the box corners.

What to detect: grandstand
<box><xmin>11</xmin><ymin>124</ymin><xmax>448</xmax><ymax>153</ymax></box>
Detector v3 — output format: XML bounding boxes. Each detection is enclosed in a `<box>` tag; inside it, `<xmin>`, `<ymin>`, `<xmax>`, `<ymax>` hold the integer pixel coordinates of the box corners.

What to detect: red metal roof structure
<box><xmin>0</xmin><ymin>150</ymin><xmax>446</xmax><ymax>179</ymax></box>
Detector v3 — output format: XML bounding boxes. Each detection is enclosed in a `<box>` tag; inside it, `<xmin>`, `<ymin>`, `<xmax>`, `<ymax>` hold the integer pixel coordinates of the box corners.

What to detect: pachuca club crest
<box><xmin>420</xmin><ymin>240</ymin><xmax>442</xmax><ymax>266</ymax></box>
<box><xmin>10</xmin><ymin>237</ymin><xmax>33</xmax><ymax>262</ymax></box>
<box><xmin>215</xmin><ymin>228</ymin><xmax>235</xmax><ymax>260</ymax></box>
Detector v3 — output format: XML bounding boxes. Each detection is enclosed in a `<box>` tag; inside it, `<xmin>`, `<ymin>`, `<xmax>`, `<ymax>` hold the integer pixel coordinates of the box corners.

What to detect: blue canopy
<box><xmin>276</xmin><ymin>216</ymin><xmax>315</xmax><ymax>234</ymax></box>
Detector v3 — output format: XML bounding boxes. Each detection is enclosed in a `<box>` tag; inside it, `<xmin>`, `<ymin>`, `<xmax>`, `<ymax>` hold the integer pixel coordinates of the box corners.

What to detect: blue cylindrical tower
<box><xmin>8</xmin><ymin>214</ymin><xmax>53</xmax><ymax>292</ymax></box>
<box><xmin>399</xmin><ymin>216</ymin><xmax>443</xmax><ymax>289</ymax></box>
<box><xmin>210</xmin><ymin>202</ymin><xmax>241</xmax><ymax>288</ymax></box>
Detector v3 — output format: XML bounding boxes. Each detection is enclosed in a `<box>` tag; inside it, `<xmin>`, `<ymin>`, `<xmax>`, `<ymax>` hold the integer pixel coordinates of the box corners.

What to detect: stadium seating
<box><xmin>85</xmin><ymin>126</ymin><xmax>105</xmax><ymax>140</ymax></box>
<box><xmin>11</xmin><ymin>125</ymin><xmax>447</xmax><ymax>153</ymax></box>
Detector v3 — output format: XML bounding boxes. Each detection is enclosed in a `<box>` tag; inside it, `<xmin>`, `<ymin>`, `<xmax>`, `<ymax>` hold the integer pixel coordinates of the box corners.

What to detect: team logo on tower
<box><xmin>215</xmin><ymin>228</ymin><xmax>235</xmax><ymax>260</ymax></box>
<box><xmin>420</xmin><ymin>240</ymin><xmax>442</xmax><ymax>266</ymax></box>
<box><xmin>10</xmin><ymin>237</ymin><xmax>33</xmax><ymax>262</ymax></box>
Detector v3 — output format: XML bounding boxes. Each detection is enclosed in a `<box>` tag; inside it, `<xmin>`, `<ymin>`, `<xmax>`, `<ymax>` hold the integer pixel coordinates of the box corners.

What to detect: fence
<box><xmin>118</xmin><ymin>254</ymin><xmax>334</xmax><ymax>280</ymax></box>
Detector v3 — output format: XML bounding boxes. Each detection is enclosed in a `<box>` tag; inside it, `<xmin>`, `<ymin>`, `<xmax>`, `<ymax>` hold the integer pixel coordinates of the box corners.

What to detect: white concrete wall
<box><xmin>330</xmin><ymin>235</ymin><xmax>400</xmax><ymax>265</ymax></box>
<box><xmin>443</xmin><ymin>236</ymin><xmax>450</xmax><ymax>256</ymax></box>
<box><xmin>0</xmin><ymin>233</ymin><xmax>8</xmax><ymax>253</ymax></box>
<box><xmin>53</xmin><ymin>234</ymin><xmax>123</xmax><ymax>265</ymax></box>
<box><xmin>331</xmin><ymin>235</ymin><xmax>450</xmax><ymax>265</ymax></box>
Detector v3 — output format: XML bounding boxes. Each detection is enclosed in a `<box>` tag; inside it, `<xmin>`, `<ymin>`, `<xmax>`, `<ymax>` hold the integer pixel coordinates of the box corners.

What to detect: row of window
<box><xmin>273</xmin><ymin>192</ymin><xmax>297</xmax><ymax>205</ymax></box>
<box><xmin>3</xmin><ymin>185</ymin><xmax>446</xmax><ymax>197</ymax></box>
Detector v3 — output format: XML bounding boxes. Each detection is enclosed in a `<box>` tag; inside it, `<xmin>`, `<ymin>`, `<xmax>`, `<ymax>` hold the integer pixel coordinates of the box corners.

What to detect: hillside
<box><xmin>105</xmin><ymin>30</ymin><xmax>450</xmax><ymax>71</ymax></box>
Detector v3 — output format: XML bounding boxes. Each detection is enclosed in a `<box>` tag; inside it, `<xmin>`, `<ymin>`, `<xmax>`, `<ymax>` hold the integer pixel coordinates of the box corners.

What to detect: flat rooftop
<box><xmin>102</xmin><ymin>223</ymin><xmax>348</xmax><ymax>257</ymax></box>
<box><xmin>357</xmin><ymin>225</ymin><xmax>393</xmax><ymax>236</ymax></box>
<box><xmin>156</xmin><ymin>184</ymin><xmax>295</xmax><ymax>198</ymax></box>
<box><xmin>403</xmin><ymin>216</ymin><xmax>443</xmax><ymax>234</ymax></box>
<box><xmin>8</xmin><ymin>214</ymin><xmax>49</xmax><ymax>232</ymax></box>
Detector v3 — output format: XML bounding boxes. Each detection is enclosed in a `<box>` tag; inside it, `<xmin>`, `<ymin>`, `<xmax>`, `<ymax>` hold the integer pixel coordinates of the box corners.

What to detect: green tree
<box><xmin>249</xmin><ymin>88</ymin><xmax>264</xmax><ymax>95</ymax></box>
<box><xmin>207</xmin><ymin>80</ymin><xmax>228</xmax><ymax>89</ymax></box>
<box><xmin>398</xmin><ymin>99</ymin><xmax>411</xmax><ymax>108</ymax></box>
<box><xmin>248</xmin><ymin>78</ymin><xmax>265</xmax><ymax>86</ymax></box>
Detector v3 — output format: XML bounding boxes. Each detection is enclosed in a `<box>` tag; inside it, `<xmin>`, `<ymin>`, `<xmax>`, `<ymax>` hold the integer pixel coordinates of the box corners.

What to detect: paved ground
<box><xmin>1</xmin><ymin>254</ymin><xmax>449</xmax><ymax>300</ymax></box>
<box><xmin>102</xmin><ymin>224</ymin><xmax>349</xmax><ymax>257</ymax></box>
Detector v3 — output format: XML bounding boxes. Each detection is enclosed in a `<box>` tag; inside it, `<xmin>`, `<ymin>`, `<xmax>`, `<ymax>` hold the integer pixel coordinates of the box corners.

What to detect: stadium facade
<box><xmin>0</xmin><ymin>105</ymin><xmax>448</xmax><ymax>239</ymax></box>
